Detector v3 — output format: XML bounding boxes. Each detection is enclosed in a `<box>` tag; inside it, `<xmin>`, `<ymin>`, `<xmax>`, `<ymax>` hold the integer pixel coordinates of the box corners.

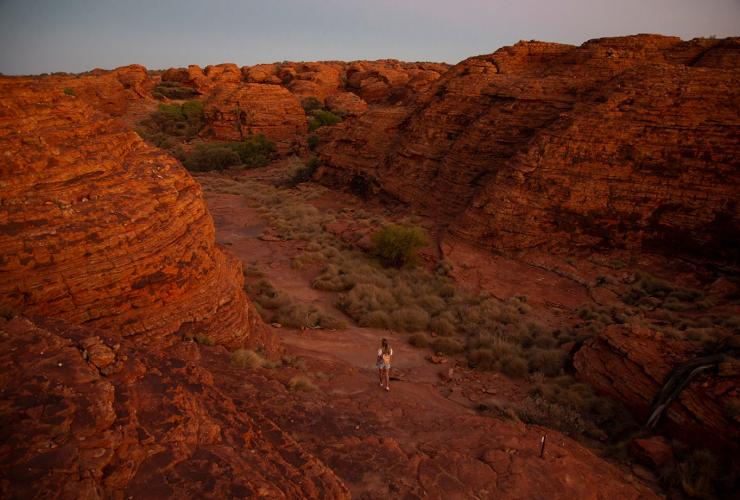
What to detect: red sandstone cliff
<box><xmin>316</xmin><ymin>35</ymin><xmax>740</xmax><ymax>263</ymax></box>
<box><xmin>0</xmin><ymin>75</ymin><xmax>261</xmax><ymax>348</ymax></box>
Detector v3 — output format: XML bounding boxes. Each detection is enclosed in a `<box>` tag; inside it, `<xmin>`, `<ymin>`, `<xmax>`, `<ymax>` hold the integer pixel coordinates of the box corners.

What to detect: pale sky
<box><xmin>1</xmin><ymin>0</ymin><xmax>738</xmax><ymax>74</ymax></box>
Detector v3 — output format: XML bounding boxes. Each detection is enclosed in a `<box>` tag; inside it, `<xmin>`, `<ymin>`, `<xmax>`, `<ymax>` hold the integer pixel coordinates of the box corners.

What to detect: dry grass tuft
<box><xmin>287</xmin><ymin>375</ymin><xmax>317</xmax><ymax>392</ymax></box>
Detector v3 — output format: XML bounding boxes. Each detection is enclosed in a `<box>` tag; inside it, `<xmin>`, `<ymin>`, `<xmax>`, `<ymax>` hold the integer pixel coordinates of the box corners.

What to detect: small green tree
<box><xmin>371</xmin><ymin>224</ymin><xmax>428</xmax><ymax>268</ymax></box>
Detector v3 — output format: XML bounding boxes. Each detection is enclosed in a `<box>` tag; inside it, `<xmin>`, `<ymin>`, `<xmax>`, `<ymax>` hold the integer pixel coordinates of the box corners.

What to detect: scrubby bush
<box><xmin>307</xmin><ymin>134</ymin><xmax>320</xmax><ymax>151</ymax></box>
<box><xmin>288</xmin><ymin>375</ymin><xmax>317</xmax><ymax>391</ymax></box>
<box><xmin>136</xmin><ymin>100</ymin><xmax>205</xmax><ymax>147</ymax></box>
<box><xmin>231</xmin><ymin>349</ymin><xmax>266</xmax><ymax>369</ymax></box>
<box><xmin>308</xmin><ymin>110</ymin><xmax>342</xmax><ymax>131</ymax></box>
<box><xmin>154</xmin><ymin>81</ymin><xmax>198</xmax><ymax>99</ymax></box>
<box><xmin>390</xmin><ymin>307</ymin><xmax>430</xmax><ymax>332</ymax></box>
<box><xmin>183</xmin><ymin>143</ymin><xmax>241</xmax><ymax>171</ymax></box>
<box><xmin>243</xmin><ymin>273</ymin><xmax>345</xmax><ymax>330</ymax></box>
<box><xmin>283</xmin><ymin>158</ymin><xmax>319</xmax><ymax>187</ymax></box>
<box><xmin>371</xmin><ymin>224</ymin><xmax>428</xmax><ymax>268</ymax></box>
<box><xmin>431</xmin><ymin>337</ymin><xmax>463</xmax><ymax>355</ymax></box>
<box><xmin>231</xmin><ymin>134</ymin><xmax>277</xmax><ymax>167</ymax></box>
<box><xmin>301</xmin><ymin>96</ymin><xmax>322</xmax><ymax>113</ymax></box>
<box><xmin>63</xmin><ymin>87</ymin><xmax>76</xmax><ymax>96</ymax></box>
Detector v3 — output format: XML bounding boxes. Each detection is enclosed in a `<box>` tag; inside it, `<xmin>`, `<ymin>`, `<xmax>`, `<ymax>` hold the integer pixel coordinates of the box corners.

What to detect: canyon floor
<box><xmin>190</xmin><ymin>163</ymin><xmax>663</xmax><ymax>498</ymax></box>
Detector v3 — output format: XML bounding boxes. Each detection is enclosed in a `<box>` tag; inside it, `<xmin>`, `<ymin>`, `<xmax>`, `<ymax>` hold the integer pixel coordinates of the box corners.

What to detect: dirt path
<box><xmin>199</xmin><ymin>179</ymin><xmax>658</xmax><ymax>499</ymax></box>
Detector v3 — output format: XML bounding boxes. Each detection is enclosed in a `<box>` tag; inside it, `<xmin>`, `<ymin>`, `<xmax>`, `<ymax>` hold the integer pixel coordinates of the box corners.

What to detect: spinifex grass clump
<box><xmin>242</xmin><ymin>266</ymin><xmax>346</xmax><ymax>330</ymax></box>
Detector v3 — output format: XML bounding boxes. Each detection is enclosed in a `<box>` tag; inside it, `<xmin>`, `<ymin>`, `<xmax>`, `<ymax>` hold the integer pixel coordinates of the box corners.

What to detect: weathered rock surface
<box><xmin>205</xmin><ymin>340</ymin><xmax>659</xmax><ymax>499</ymax></box>
<box><xmin>0</xmin><ymin>316</ymin><xmax>349</xmax><ymax>499</ymax></box>
<box><xmin>325</xmin><ymin>91</ymin><xmax>369</xmax><ymax>116</ymax></box>
<box><xmin>0</xmin><ymin>76</ymin><xmax>260</xmax><ymax>347</ymax></box>
<box><xmin>573</xmin><ymin>325</ymin><xmax>740</xmax><ymax>449</ymax></box>
<box><xmin>203</xmin><ymin>83</ymin><xmax>306</xmax><ymax>150</ymax></box>
<box><xmin>317</xmin><ymin>35</ymin><xmax>740</xmax><ymax>263</ymax></box>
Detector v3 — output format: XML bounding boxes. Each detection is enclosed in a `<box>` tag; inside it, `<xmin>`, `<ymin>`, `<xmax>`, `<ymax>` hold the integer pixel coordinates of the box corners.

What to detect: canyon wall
<box><xmin>0</xmin><ymin>75</ymin><xmax>261</xmax><ymax>348</ymax></box>
<box><xmin>316</xmin><ymin>35</ymin><xmax>740</xmax><ymax>263</ymax></box>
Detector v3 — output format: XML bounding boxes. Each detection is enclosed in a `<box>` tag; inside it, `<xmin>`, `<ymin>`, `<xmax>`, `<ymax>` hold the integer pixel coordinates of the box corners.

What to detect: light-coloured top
<box><xmin>378</xmin><ymin>348</ymin><xmax>393</xmax><ymax>356</ymax></box>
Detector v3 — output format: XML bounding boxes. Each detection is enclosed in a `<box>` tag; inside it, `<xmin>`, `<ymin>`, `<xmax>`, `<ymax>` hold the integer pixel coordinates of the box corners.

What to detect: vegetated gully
<box><xmin>193</xmin><ymin>168</ymin><xmax>654</xmax><ymax>497</ymax></box>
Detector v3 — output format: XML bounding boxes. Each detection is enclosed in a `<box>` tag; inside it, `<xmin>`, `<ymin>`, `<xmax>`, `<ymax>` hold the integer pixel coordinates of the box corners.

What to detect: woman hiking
<box><xmin>376</xmin><ymin>338</ymin><xmax>393</xmax><ymax>391</ymax></box>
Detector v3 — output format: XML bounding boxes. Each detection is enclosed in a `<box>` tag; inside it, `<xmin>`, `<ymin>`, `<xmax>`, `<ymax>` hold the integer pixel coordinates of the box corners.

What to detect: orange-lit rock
<box><xmin>0</xmin><ymin>75</ymin><xmax>261</xmax><ymax>348</ymax></box>
<box><xmin>203</xmin><ymin>82</ymin><xmax>306</xmax><ymax>150</ymax></box>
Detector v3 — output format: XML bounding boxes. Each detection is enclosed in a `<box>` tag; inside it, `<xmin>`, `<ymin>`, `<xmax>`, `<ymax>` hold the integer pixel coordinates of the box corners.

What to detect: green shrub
<box><xmin>231</xmin><ymin>134</ymin><xmax>277</xmax><ymax>168</ymax></box>
<box><xmin>307</xmin><ymin>134</ymin><xmax>320</xmax><ymax>151</ymax></box>
<box><xmin>137</xmin><ymin>100</ymin><xmax>205</xmax><ymax>146</ymax></box>
<box><xmin>371</xmin><ymin>224</ymin><xmax>428</xmax><ymax>268</ymax></box>
<box><xmin>154</xmin><ymin>81</ymin><xmax>197</xmax><ymax>99</ymax></box>
<box><xmin>183</xmin><ymin>143</ymin><xmax>241</xmax><ymax>171</ymax></box>
<box><xmin>308</xmin><ymin>109</ymin><xmax>342</xmax><ymax>131</ymax></box>
<box><xmin>63</xmin><ymin>87</ymin><xmax>76</xmax><ymax>96</ymax></box>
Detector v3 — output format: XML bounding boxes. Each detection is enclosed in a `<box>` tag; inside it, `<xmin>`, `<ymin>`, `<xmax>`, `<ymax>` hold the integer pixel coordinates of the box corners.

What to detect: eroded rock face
<box><xmin>203</xmin><ymin>83</ymin><xmax>307</xmax><ymax>150</ymax></box>
<box><xmin>317</xmin><ymin>35</ymin><xmax>740</xmax><ymax>263</ymax></box>
<box><xmin>0</xmin><ymin>316</ymin><xmax>349</xmax><ymax>499</ymax></box>
<box><xmin>0</xmin><ymin>76</ymin><xmax>260</xmax><ymax>347</ymax></box>
<box><xmin>573</xmin><ymin>325</ymin><xmax>740</xmax><ymax>449</ymax></box>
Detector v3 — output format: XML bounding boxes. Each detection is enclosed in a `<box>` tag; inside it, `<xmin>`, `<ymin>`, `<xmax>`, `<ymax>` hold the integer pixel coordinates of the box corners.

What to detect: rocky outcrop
<box><xmin>325</xmin><ymin>91</ymin><xmax>369</xmax><ymax>116</ymax></box>
<box><xmin>203</xmin><ymin>83</ymin><xmax>307</xmax><ymax>150</ymax></box>
<box><xmin>0</xmin><ymin>75</ymin><xmax>260</xmax><ymax>348</ymax></box>
<box><xmin>0</xmin><ymin>316</ymin><xmax>348</xmax><ymax>499</ymax></box>
<box><xmin>573</xmin><ymin>325</ymin><xmax>739</xmax><ymax>449</ymax></box>
<box><xmin>317</xmin><ymin>35</ymin><xmax>740</xmax><ymax>263</ymax></box>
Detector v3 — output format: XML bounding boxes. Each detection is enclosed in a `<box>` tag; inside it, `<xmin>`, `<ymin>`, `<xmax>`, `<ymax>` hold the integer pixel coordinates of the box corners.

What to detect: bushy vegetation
<box><xmin>371</xmin><ymin>224</ymin><xmax>428</xmax><ymax>268</ymax></box>
<box><xmin>154</xmin><ymin>81</ymin><xmax>198</xmax><ymax>100</ymax></box>
<box><xmin>230</xmin><ymin>349</ymin><xmax>268</xmax><ymax>369</ymax></box>
<box><xmin>307</xmin><ymin>134</ymin><xmax>320</xmax><ymax>151</ymax></box>
<box><xmin>231</xmin><ymin>134</ymin><xmax>277</xmax><ymax>168</ymax></box>
<box><xmin>136</xmin><ymin>101</ymin><xmax>205</xmax><ymax>148</ymax></box>
<box><xmin>242</xmin><ymin>266</ymin><xmax>346</xmax><ymax>330</ymax></box>
<box><xmin>63</xmin><ymin>87</ymin><xmax>76</xmax><ymax>96</ymax></box>
<box><xmin>308</xmin><ymin>110</ymin><xmax>343</xmax><ymax>131</ymax></box>
<box><xmin>198</xmin><ymin>174</ymin><xmax>739</xmax><ymax>481</ymax></box>
<box><xmin>287</xmin><ymin>375</ymin><xmax>317</xmax><ymax>391</ymax></box>
<box><xmin>182</xmin><ymin>142</ymin><xmax>241</xmax><ymax>171</ymax></box>
<box><xmin>281</xmin><ymin>158</ymin><xmax>320</xmax><ymax>188</ymax></box>
<box><xmin>300</xmin><ymin>96</ymin><xmax>344</xmax><ymax>131</ymax></box>
<box><xmin>179</xmin><ymin>134</ymin><xmax>277</xmax><ymax>172</ymax></box>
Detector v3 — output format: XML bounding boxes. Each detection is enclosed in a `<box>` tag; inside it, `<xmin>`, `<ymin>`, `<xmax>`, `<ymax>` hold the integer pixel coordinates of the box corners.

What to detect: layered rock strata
<box><xmin>0</xmin><ymin>76</ymin><xmax>259</xmax><ymax>347</ymax></box>
<box><xmin>316</xmin><ymin>35</ymin><xmax>740</xmax><ymax>263</ymax></box>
